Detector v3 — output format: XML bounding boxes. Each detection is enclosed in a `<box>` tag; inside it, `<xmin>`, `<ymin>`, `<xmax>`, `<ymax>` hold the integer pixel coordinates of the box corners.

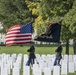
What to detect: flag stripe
<box><xmin>6</xmin><ymin>31</ymin><xmax>20</xmax><ymax>35</ymax></box>
<box><xmin>6</xmin><ymin>27</ymin><xmax>20</xmax><ymax>34</ymax></box>
<box><xmin>9</xmin><ymin>27</ymin><xmax>20</xmax><ymax>31</ymax></box>
<box><xmin>6</xmin><ymin>37</ymin><xmax>31</xmax><ymax>42</ymax></box>
<box><xmin>6</xmin><ymin>37</ymin><xmax>31</xmax><ymax>41</ymax></box>
<box><xmin>6</xmin><ymin>42</ymin><xmax>30</xmax><ymax>46</ymax></box>
<box><xmin>6</xmin><ymin>40</ymin><xmax>31</xmax><ymax>44</ymax></box>
<box><xmin>7</xmin><ymin>24</ymin><xmax>20</xmax><ymax>31</ymax></box>
<box><xmin>6</xmin><ymin>33</ymin><xmax>31</xmax><ymax>38</ymax></box>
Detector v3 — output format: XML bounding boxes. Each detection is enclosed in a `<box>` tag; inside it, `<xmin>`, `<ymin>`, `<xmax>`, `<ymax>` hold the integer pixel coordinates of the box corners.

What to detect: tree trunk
<box><xmin>73</xmin><ymin>38</ymin><xmax>76</xmax><ymax>54</ymax></box>
<box><xmin>66</xmin><ymin>40</ymin><xmax>69</xmax><ymax>55</ymax></box>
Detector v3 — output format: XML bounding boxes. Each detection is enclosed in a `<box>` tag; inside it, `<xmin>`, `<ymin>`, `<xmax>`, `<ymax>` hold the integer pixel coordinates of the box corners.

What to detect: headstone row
<box><xmin>0</xmin><ymin>53</ymin><xmax>76</xmax><ymax>75</ymax></box>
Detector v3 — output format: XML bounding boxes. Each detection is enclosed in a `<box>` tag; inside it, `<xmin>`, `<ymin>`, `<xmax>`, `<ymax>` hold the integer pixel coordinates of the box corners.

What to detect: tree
<box><xmin>63</xmin><ymin>0</ymin><xmax>76</xmax><ymax>54</ymax></box>
<box><xmin>61</xmin><ymin>23</ymin><xmax>72</xmax><ymax>54</ymax></box>
<box><xmin>25</xmin><ymin>0</ymin><xmax>46</xmax><ymax>34</ymax></box>
<box><xmin>29</xmin><ymin>0</ymin><xmax>74</xmax><ymax>54</ymax></box>
<box><xmin>0</xmin><ymin>0</ymin><xmax>32</xmax><ymax>32</ymax></box>
<box><xmin>26</xmin><ymin>0</ymin><xmax>74</xmax><ymax>35</ymax></box>
<box><xmin>0</xmin><ymin>0</ymin><xmax>75</xmax><ymax>54</ymax></box>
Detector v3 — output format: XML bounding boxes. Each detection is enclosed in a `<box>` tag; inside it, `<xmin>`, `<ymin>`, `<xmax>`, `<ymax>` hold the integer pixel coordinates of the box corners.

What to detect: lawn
<box><xmin>0</xmin><ymin>44</ymin><xmax>74</xmax><ymax>54</ymax></box>
<box><xmin>0</xmin><ymin>44</ymin><xmax>75</xmax><ymax>75</ymax></box>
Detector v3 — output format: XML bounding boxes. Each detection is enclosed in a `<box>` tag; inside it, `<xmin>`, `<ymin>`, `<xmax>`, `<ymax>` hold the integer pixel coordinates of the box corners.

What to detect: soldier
<box><xmin>54</xmin><ymin>44</ymin><xmax>63</xmax><ymax>66</ymax></box>
<box><xmin>26</xmin><ymin>41</ymin><xmax>36</xmax><ymax>66</ymax></box>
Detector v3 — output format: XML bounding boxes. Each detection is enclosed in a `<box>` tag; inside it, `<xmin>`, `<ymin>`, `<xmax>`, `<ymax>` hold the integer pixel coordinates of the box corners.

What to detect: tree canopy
<box><xmin>0</xmin><ymin>0</ymin><xmax>33</xmax><ymax>32</ymax></box>
<box><xmin>0</xmin><ymin>0</ymin><xmax>76</xmax><ymax>41</ymax></box>
<box><xmin>1</xmin><ymin>0</ymin><xmax>76</xmax><ymax>54</ymax></box>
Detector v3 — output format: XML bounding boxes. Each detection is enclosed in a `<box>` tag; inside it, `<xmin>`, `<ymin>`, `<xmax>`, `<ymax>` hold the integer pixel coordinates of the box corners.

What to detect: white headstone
<box><xmin>53</xmin><ymin>66</ymin><xmax>60</xmax><ymax>75</ymax></box>
<box><xmin>69</xmin><ymin>61</ymin><xmax>74</xmax><ymax>73</ymax></box>
<box><xmin>63</xmin><ymin>55</ymin><xmax>68</xmax><ymax>61</ymax></box>
<box><xmin>12</xmin><ymin>68</ymin><xmax>20</xmax><ymax>75</ymax></box>
<box><xmin>74</xmin><ymin>62</ymin><xmax>76</xmax><ymax>71</ymax></box>
<box><xmin>32</xmin><ymin>64</ymin><xmax>39</xmax><ymax>74</ymax></box>
<box><xmin>23</xmin><ymin>66</ymin><xmax>30</xmax><ymax>75</ymax></box>
<box><xmin>1</xmin><ymin>67</ymin><xmax>8</xmax><ymax>75</ymax></box>
<box><xmin>61</xmin><ymin>61</ymin><xmax>68</xmax><ymax>75</ymax></box>
<box><xmin>33</xmin><ymin>68</ymin><xmax>42</xmax><ymax>75</ymax></box>
<box><xmin>44</xmin><ymin>68</ymin><xmax>51</xmax><ymax>75</ymax></box>
<box><xmin>69</xmin><ymin>55</ymin><xmax>73</xmax><ymax>62</ymax></box>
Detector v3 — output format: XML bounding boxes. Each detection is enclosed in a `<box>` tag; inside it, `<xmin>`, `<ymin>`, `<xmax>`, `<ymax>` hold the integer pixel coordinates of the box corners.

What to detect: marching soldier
<box><xmin>26</xmin><ymin>41</ymin><xmax>36</xmax><ymax>66</ymax></box>
<box><xmin>54</xmin><ymin>44</ymin><xmax>63</xmax><ymax>66</ymax></box>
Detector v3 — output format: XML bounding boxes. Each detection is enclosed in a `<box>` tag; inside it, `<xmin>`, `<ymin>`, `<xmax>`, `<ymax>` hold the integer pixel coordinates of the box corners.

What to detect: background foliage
<box><xmin>0</xmin><ymin>0</ymin><xmax>76</xmax><ymax>54</ymax></box>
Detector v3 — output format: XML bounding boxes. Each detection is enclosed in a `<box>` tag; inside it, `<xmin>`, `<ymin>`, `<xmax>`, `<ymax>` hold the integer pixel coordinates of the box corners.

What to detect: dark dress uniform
<box><xmin>26</xmin><ymin>44</ymin><xmax>36</xmax><ymax>66</ymax></box>
<box><xmin>54</xmin><ymin>45</ymin><xmax>63</xmax><ymax>66</ymax></box>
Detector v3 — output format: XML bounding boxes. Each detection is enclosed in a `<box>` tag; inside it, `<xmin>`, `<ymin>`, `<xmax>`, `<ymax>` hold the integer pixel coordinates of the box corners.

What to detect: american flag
<box><xmin>5</xmin><ymin>22</ymin><xmax>32</xmax><ymax>46</ymax></box>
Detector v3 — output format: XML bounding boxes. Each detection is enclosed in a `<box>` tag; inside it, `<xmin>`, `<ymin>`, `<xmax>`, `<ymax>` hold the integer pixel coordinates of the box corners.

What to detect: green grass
<box><xmin>0</xmin><ymin>44</ymin><xmax>74</xmax><ymax>54</ymax></box>
<box><xmin>0</xmin><ymin>45</ymin><xmax>75</xmax><ymax>75</ymax></box>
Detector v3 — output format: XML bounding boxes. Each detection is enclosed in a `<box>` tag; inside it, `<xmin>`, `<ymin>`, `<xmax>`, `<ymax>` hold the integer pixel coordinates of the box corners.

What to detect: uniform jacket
<box><xmin>27</xmin><ymin>45</ymin><xmax>36</xmax><ymax>59</ymax></box>
<box><xmin>55</xmin><ymin>45</ymin><xmax>62</xmax><ymax>53</ymax></box>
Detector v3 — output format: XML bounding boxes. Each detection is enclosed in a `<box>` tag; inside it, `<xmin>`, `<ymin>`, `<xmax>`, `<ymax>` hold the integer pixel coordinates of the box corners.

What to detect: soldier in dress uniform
<box><xmin>26</xmin><ymin>41</ymin><xmax>36</xmax><ymax>66</ymax></box>
<box><xmin>54</xmin><ymin>43</ymin><xmax>63</xmax><ymax>66</ymax></box>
